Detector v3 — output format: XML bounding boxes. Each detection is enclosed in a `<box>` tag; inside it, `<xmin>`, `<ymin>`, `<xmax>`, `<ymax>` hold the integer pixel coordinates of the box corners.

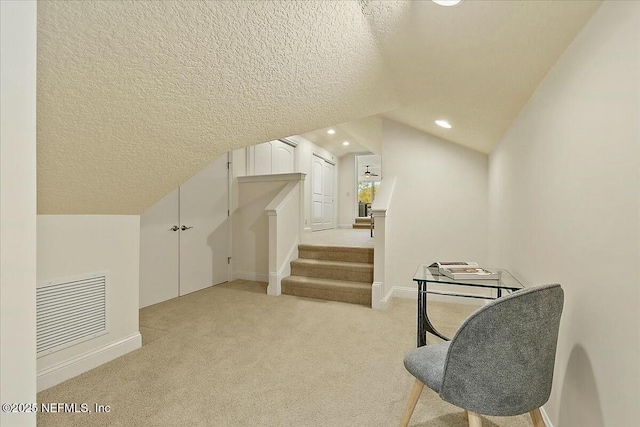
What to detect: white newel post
<box><xmin>370</xmin><ymin>176</ymin><xmax>396</xmax><ymax>310</ymax></box>
<box><xmin>299</xmin><ymin>178</ymin><xmax>305</xmax><ymax>237</ymax></box>
<box><xmin>371</xmin><ymin>209</ymin><xmax>387</xmax><ymax>310</ymax></box>
<box><xmin>267</xmin><ymin>209</ymin><xmax>279</xmax><ymax>295</ymax></box>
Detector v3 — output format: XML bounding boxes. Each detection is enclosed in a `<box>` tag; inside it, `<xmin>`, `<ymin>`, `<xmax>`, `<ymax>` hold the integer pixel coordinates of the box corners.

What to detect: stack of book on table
<box><xmin>429</xmin><ymin>261</ymin><xmax>500</xmax><ymax>280</ymax></box>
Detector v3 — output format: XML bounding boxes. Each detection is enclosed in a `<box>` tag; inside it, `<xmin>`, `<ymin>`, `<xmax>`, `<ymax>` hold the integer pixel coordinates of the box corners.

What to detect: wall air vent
<box><xmin>37</xmin><ymin>273</ymin><xmax>108</xmax><ymax>358</ymax></box>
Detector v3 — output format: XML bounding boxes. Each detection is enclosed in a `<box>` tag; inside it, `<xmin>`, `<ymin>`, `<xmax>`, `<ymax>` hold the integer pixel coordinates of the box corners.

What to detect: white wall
<box><xmin>488</xmin><ymin>2</ymin><xmax>639</xmax><ymax>426</ymax></box>
<box><xmin>381</xmin><ymin>120</ymin><xmax>489</xmax><ymax>297</ymax></box>
<box><xmin>233</xmin><ymin>179</ymin><xmax>290</xmax><ymax>281</ymax></box>
<box><xmin>266</xmin><ymin>180</ymin><xmax>303</xmax><ymax>295</ymax></box>
<box><xmin>338</xmin><ymin>153</ymin><xmax>357</xmax><ymax>227</ymax></box>
<box><xmin>273</xmin><ymin>185</ymin><xmax>301</xmax><ymax>268</ymax></box>
<box><xmin>36</xmin><ymin>216</ymin><xmax>141</xmax><ymax>390</ymax></box>
<box><xmin>0</xmin><ymin>2</ymin><xmax>37</xmax><ymax>425</ymax></box>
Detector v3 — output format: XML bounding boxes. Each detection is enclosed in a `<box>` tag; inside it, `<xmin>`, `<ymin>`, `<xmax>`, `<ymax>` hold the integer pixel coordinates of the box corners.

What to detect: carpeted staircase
<box><xmin>281</xmin><ymin>244</ymin><xmax>374</xmax><ymax>306</ymax></box>
<box><xmin>352</xmin><ymin>217</ymin><xmax>372</xmax><ymax>229</ymax></box>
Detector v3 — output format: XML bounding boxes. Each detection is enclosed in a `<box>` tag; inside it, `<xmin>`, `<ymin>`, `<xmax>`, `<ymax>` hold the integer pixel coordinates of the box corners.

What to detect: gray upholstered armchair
<box><xmin>400</xmin><ymin>284</ymin><xmax>564</xmax><ymax>427</ymax></box>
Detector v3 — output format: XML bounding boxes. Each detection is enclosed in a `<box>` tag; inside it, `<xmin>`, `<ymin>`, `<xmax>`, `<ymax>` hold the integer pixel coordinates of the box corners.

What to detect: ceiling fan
<box><xmin>364</xmin><ymin>165</ymin><xmax>379</xmax><ymax>178</ymax></box>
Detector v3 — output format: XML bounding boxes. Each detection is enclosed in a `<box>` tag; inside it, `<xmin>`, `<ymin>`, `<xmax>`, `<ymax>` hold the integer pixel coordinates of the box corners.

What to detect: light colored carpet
<box><xmin>283</xmin><ymin>245</ymin><xmax>373</xmax><ymax>306</ymax></box>
<box><xmin>37</xmin><ymin>280</ymin><xmax>533</xmax><ymax>427</ymax></box>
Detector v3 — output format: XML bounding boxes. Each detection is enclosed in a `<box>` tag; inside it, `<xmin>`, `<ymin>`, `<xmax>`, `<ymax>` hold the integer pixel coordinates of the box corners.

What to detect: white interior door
<box><xmin>311</xmin><ymin>154</ymin><xmax>335</xmax><ymax>231</ymax></box>
<box><xmin>311</xmin><ymin>154</ymin><xmax>325</xmax><ymax>231</ymax></box>
<box><xmin>179</xmin><ymin>153</ymin><xmax>229</xmax><ymax>296</ymax></box>
<box><xmin>323</xmin><ymin>161</ymin><xmax>334</xmax><ymax>229</ymax></box>
<box><xmin>139</xmin><ymin>189</ymin><xmax>179</xmax><ymax>308</ymax></box>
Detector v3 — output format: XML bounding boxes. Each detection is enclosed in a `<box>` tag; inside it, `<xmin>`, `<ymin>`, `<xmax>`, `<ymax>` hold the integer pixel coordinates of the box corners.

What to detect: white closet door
<box><xmin>139</xmin><ymin>189</ymin><xmax>179</xmax><ymax>308</ymax></box>
<box><xmin>179</xmin><ymin>153</ymin><xmax>229</xmax><ymax>296</ymax></box>
<box><xmin>273</xmin><ymin>140</ymin><xmax>294</xmax><ymax>173</ymax></box>
<box><xmin>140</xmin><ymin>154</ymin><xmax>230</xmax><ymax>306</ymax></box>
<box><xmin>253</xmin><ymin>141</ymin><xmax>273</xmax><ymax>175</ymax></box>
<box><xmin>251</xmin><ymin>140</ymin><xmax>295</xmax><ymax>175</ymax></box>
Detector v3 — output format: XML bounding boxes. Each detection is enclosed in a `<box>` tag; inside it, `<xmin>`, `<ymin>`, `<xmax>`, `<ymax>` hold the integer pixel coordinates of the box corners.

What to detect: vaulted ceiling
<box><xmin>37</xmin><ymin>0</ymin><xmax>601</xmax><ymax>214</ymax></box>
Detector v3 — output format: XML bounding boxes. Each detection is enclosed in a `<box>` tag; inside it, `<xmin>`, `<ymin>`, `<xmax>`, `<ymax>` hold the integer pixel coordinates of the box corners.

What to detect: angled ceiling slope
<box><xmin>246</xmin><ymin>0</ymin><xmax>601</xmax><ymax>163</ymax></box>
<box><xmin>37</xmin><ymin>0</ymin><xmax>600</xmax><ymax>214</ymax></box>
<box><xmin>370</xmin><ymin>0</ymin><xmax>601</xmax><ymax>153</ymax></box>
<box><xmin>37</xmin><ymin>1</ymin><xmax>399</xmax><ymax>214</ymax></box>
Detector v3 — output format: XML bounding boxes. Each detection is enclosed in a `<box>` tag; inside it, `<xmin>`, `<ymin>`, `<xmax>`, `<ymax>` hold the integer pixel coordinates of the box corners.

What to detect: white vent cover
<box><xmin>37</xmin><ymin>273</ymin><xmax>108</xmax><ymax>358</ymax></box>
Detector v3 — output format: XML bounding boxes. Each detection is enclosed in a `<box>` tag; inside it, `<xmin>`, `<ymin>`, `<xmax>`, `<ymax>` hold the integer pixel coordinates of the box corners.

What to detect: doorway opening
<box><xmin>356</xmin><ymin>154</ymin><xmax>381</xmax><ymax>218</ymax></box>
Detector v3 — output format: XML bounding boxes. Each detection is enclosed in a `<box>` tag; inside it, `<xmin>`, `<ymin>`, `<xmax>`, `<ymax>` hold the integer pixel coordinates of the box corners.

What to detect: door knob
<box><xmin>181</xmin><ymin>225</ymin><xmax>194</xmax><ymax>231</ymax></box>
<box><xmin>170</xmin><ymin>225</ymin><xmax>179</xmax><ymax>231</ymax></box>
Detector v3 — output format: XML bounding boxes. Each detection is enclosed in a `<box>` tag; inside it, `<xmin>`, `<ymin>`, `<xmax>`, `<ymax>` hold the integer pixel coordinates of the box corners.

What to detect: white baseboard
<box><xmin>236</xmin><ymin>271</ymin><xmax>269</xmax><ymax>283</ymax></box>
<box><xmin>386</xmin><ymin>286</ymin><xmax>486</xmax><ymax>306</ymax></box>
<box><xmin>37</xmin><ymin>332</ymin><xmax>142</xmax><ymax>392</ymax></box>
<box><xmin>337</xmin><ymin>224</ymin><xmax>352</xmax><ymax>229</ymax></box>
<box><xmin>540</xmin><ymin>406</ymin><xmax>553</xmax><ymax>427</ymax></box>
<box><xmin>391</xmin><ymin>286</ymin><xmax>418</xmax><ymax>300</ymax></box>
<box><xmin>371</xmin><ymin>282</ymin><xmax>393</xmax><ymax>310</ymax></box>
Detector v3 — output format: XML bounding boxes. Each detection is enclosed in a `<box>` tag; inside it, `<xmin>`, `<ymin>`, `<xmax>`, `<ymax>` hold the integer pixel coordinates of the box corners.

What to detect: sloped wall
<box><xmin>233</xmin><ymin>178</ymin><xmax>291</xmax><ymax>281</ymax></box>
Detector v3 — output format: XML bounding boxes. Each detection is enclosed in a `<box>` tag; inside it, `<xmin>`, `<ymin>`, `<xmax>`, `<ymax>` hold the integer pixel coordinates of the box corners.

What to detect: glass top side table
<box><xmin>412</xmin><ymin>265</ymin><xmax>524</xmax><ymax>346</ymax></box>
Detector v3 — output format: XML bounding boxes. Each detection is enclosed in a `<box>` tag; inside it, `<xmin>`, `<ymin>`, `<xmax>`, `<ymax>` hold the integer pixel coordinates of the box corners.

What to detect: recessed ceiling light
<box><xmin>327</xmin><ymin>129</ymin><xmax>336</xmax><ymax>135</ymax></box>
<box><xmin>435</xmin><ymin>120</ymin><xmax>452</xmax><ymax>129</ymax></box>
<box><xmin>342</xmin><ymin>141</ymin><xmax>350</xmax><ymax>146</ymax></box>
<box><xmin>432</xmin><ymin>0</ymin><xmax>462</xmax><ymax>6</ymax></box>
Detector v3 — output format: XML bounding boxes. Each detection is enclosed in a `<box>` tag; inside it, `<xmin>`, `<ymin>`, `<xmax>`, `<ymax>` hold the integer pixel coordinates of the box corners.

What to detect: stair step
<box><xmin>298</xmin><ymin>244</ymin><xmax>373</xmax><ymax>263</ymax></box>
<box><xmin>290</xmin><ymin>258</ymin><xmax>373</xmax><ymax>283</ymax></box>
<box><xmin>281</xmin><ymin>276</ymin><xmax>372</xmax><ymax>306</ymax></box>
<box><xmin>352</xmin><ymin>223</ymin><xmax>372</xmax><ymax>229</ymax></box>
<box><xmin>355</xmin><ymin>217</ymin><xmax>372</xmax><ymax>224</ymax></box>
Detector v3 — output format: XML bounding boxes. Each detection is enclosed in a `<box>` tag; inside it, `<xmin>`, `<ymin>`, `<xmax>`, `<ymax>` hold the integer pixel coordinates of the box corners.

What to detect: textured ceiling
<box><xmin>36</xmin><ymin>0</ymin><xmax>601</xmax><ymax>214</ymax></box>
<box><xmin>37</xmin><ymin>0</ymin><xmax>398</xmax><ymax>214</ymax></box>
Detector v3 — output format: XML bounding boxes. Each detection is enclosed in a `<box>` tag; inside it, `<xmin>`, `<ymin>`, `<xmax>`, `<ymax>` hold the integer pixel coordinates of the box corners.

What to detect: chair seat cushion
<box><xmin>404</xmin><ymin>342</ymin><xmax>450</xmax><ymax>392</ymax></box>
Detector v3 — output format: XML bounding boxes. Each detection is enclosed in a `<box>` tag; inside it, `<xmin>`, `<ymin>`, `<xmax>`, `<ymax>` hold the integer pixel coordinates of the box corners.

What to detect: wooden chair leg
<box><xmin>467</xmin><ymin>411</ymin><xmax>483</xmax><ymax>427</ymax></box>
<box><xmin>400</xmin><ymin>379</ymin><xmax>424</xmax><ymax>427</ymax></box>
<box><xmin>530</xmin><ymin>408</ymin><xmax>546</xmax><ymax>427</ymax></box>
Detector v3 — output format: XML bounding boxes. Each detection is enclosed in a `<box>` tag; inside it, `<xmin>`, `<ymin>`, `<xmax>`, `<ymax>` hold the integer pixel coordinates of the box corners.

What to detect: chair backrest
<box><xmin>439</xmin><ymin>284</ymin><xmax>564</xmax><ymax>416</ymax></box>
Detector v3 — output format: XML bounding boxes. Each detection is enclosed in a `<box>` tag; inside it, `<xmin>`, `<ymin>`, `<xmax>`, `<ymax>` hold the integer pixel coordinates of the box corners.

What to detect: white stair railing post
<box><xmin>370</xmin><ymin>176</ymin><xmax>396</xmax><ymax>310</ymax></box>
<box><xmin>267</xmin><ymin>208</ymin><xmax>279</xmax><ymax>295</ymax></box>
